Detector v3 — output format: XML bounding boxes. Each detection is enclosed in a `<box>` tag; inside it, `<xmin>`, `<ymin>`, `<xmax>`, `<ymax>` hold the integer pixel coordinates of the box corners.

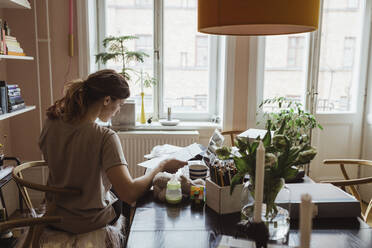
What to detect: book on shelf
<box><xmin>6</xmin><ymin>51</ymin><xmax>26</xmax><ymax>56</ymax></box>
<box><xmin>10</xmin><ymin>102</ymin><xmax>26</xmax><ymax>112</ymax></box>
<box><xmin>0</xmin><ymin>81</ymin><xmax>8</xmax><ymax>114</ymax></box>
<box><xmin>6</xmin><ymin>84</ymin><xmax>25</xmax><ymax>112</ymax></box>
<box><xmin>0</xmin><ymin>20</ymin><xmax>6</xmax><ymax>55</ymax></box>
<box><xmin>9</xmin><ymin>96</ymin><xmax>24</xmax><ymax>106</ymax></box>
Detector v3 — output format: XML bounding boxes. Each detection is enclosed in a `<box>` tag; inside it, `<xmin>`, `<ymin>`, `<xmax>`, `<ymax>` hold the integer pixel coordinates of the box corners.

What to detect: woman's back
<box><xmin>39</xmin><ymin>118</ymin><xmax>127</xmax><ymax>234</ymax></box>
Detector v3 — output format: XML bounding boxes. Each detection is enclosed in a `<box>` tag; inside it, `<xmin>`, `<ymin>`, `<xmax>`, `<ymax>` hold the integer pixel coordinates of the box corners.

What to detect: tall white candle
<box><xmin>253</xmin><ymin>141</ymin><xmax>265</xmax><ymax>223</ymax></box>
<box><xmin>140</xmin><ymin>69</ymin><xmax>144</xmax><ymax>93</ymax></box>
<box><xmin>300</xmin><ymin>194</ymin><xmax>313</xmax><ymax>248</ymax></box>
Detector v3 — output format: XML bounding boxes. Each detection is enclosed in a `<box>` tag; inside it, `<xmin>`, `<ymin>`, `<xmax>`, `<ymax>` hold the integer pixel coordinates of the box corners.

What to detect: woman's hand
<box><xmin>159</xmin><ymin>159</ymin><xmax>188</xmax><ymax>173</ymax></box>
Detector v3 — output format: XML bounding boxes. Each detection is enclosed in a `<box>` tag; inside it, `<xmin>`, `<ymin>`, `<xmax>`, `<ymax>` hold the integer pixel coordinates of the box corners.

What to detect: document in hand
<box><xmin>138</xmin><ymin>143</ymin><xmax>203</xmax><ymax>169</ymax></box>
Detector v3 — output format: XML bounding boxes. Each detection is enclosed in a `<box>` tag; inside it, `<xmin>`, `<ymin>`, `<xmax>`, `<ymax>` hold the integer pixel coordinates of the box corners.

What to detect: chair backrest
<box><xmin>11</xmin><ymin>160</ymin><xmax>81</xmax><ymax>248</ymax></box>
<box><xmin>321</xmin><ymin>159</ymin><xmax>372</xmax><ymax>222</ymax></box>
<box><xmin>220</xmin><ymin>130</ymin><xmax>244</xmax><ymax>145</ymax></box>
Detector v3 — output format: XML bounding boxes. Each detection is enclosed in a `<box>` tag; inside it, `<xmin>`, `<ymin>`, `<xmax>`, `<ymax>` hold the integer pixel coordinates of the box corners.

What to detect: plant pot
<box><xmin>240</xmin><ymin>179</ymin><xmax>291</xmax><ymax>243</ymax></box>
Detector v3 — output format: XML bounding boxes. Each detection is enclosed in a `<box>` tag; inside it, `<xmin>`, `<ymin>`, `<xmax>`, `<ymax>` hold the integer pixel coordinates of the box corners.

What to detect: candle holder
<box><xmin>140</xmin><ymin>92</ymin><xmax>146</xmax><ymax>124</ymax></box>
<box><xmin>237</xmin><ymin>220</ymin><xmax>269</xmax><ymax>248</ymax></box>
<box><xmin>240</xmin><ymin>179</ymin><xmax>291</xmax><ymax>243</ymax></box>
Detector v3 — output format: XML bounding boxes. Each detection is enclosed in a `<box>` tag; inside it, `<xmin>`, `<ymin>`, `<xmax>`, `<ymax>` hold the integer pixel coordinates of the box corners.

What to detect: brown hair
<box><xmin>47</xmin><ymin>69</ymin><xmax>130</xmax><ymax>123</ymax></box>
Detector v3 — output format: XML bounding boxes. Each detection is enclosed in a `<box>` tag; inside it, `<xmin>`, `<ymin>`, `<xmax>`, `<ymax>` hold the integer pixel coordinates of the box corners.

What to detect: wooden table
<box><xmin>127</xmin><ymin>191</ymin><xmax>372</xmax><ymax>248</ymax></box>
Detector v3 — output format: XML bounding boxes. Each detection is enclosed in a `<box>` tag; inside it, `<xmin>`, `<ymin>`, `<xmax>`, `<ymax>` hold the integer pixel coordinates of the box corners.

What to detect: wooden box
<box><xmin>206</xmin><ymin>178</ymin><xmax>243</xmax><ymax>214</ymax></box>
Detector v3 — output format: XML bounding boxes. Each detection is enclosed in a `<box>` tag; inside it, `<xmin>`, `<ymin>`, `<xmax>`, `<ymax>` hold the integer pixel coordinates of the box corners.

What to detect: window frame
<box><xmin>97</xmin><ymin>0</ymin><xmax>219</xmax><ymax>121</ymax></box>
<box><xmin>254</xmin><ymin>0</ymin><xmax>370</xmax><ymax>115</ymax></box>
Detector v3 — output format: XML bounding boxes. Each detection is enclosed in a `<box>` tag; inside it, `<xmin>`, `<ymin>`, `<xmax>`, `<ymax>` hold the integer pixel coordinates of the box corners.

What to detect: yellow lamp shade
<box><xmin>198</xmin><ymin>0</ymin><xmax>320</xmax><ymax>36</ymax></box>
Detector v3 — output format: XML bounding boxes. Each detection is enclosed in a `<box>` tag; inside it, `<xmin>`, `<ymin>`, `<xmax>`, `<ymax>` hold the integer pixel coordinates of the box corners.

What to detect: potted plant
<box><xmin>258</xmin><ymin>97</ymin><xmax>323</xmax><ymax>181</ymax></box>
<box><xmin>95</xmin><ymin>35</ymin><xmax>156</xmax><ymax>88</ymax></box>
<box><xmin>216</xmin><ymin>110</ymin><xmax>319</xmax><ymax>240</ymax></box>
<box><xmin>258</xmin><ymin>97</ymin><xmax>323</xmax><ymax>147</ymax></box>
<box><xmin>95</xmin><ymin>35</ymin><xmax>156</xmax><ymax>123</ymax></box>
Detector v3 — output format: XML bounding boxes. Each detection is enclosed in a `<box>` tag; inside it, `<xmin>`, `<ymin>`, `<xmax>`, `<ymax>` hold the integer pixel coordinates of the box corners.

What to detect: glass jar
<box><xmin>165</xmin><ymin>178</ymin><xmax>182</xmax><ymax>204</ymax></box>
<box><xmin>240</xmin><ymin>178</ymin><xmax>291</xmax><ymax>243</ymax></box>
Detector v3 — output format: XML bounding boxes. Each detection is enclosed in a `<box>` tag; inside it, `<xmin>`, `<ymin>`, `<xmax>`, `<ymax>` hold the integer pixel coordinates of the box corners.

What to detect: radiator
<box><xmin>117</xmin><ymin>131</ymin><xmax>200</xmax><ymax>178</ymax></box>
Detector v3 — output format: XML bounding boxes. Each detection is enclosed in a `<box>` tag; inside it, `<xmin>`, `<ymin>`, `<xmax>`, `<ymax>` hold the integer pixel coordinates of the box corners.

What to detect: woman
<box><xmin>39</xmin><ymin>69</ymin><xmax>186</xmax><ymax>234</ymax></box>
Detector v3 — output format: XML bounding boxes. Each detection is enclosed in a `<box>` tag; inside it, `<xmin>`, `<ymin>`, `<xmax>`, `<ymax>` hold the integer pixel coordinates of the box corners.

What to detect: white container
<box><xmin>111</xmin><ymin>100</ymin><xmax>136</xmax><ymax>129</ymax></box>
<box><xmin>206</xmin><ymin>178</ymin><xmax>243</xmax><ymax>214</ymax></box>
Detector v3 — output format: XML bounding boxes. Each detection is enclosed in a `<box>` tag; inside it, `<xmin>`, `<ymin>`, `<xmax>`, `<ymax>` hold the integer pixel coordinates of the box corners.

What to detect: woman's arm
<box><xmin>106</xmin><ymin>159</ymin><xmax>187</xmax><ymax>205</ymax></box>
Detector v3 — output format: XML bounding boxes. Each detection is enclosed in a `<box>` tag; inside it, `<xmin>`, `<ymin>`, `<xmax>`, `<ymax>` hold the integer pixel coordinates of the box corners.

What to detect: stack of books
<box><xmin>0</xmin><ymin>81</ymin><xmax>26</xmax><ymax>114</ymax></box>
<box><xmin>0</xmin><ymin>19</ymin><xmax>26</xmax><ymax>56</ymax></box>
<box><xmin>7</xmin><ymin>84</ymin><xmax>25</xmax><ymax>112</ymax></box>
<box><xmin>4</xmin><ymin>36</ymin><xmax>25</xmax><ymax>56</ymax></box>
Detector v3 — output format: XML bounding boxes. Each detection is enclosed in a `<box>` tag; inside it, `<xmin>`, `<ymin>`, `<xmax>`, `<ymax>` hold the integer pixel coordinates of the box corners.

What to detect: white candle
<box><xmin>140</xmin><ymin>69</ymin><xmax>144</xmax><ymax>93</ymax></box>
<box><xmin>253</xmin><ymin>141</ymin><xmax>265</xmax><ymax>223</ymax></box>
<box><xmin>300</xmin><ymin>194</ymin><xmax>313</xmax><ymax>248</ymax></box>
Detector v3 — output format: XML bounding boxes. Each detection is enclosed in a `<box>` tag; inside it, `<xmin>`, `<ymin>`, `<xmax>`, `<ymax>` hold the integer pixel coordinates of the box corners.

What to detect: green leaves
<box><xmin>216</xmin><ymin>147</ymin><xmax>232</xmax><ymax>160</ymax></box>
<box><xmin>259</xmin><ymin>97</ymin><xmax>322</xmax><ymax>147</ymax></box>
<box><xmin>95</xmin><ymin>35</ymin><xmax>157</xmax><ymax>87</ymax></box>
<box><xmin>230</xmin><ymin>172</ymin><xmax>245</xmax><ymax>195</ymax></box>
<box><xmin>95</xmin><ymin>52</ymin><xmax>121</xmax><ymax>65</ymax></box>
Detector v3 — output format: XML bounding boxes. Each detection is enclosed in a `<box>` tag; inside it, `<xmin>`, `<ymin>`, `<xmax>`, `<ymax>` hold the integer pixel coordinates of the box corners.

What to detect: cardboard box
<box><xmin>206</xmin><ymin>178</ymin><xmax>243</xmax><ymax>214</ymax></box>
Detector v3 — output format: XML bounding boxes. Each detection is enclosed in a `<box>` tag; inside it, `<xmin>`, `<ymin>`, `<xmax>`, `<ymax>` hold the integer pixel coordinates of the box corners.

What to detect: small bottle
<box><xmin>165</xmin><ymin>176</ymin><xmax>182</xmax><ymax>204</ymax></box>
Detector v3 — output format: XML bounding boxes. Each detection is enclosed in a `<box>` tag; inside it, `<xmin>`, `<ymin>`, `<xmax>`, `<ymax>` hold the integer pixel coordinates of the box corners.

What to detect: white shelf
<box><xmin>0</xmin><ymin>0</ymin><xmax>31</xmax><ymax>9</ymax></box>
<box><xmin>0</xmin><ymin>106</ymin><xmax>35</xmax><ymax>121</ymax></box>
<box><xmin>0</xmin><ymin>55</ymin><xmax>33</xmax><ymax>60</ymax></box>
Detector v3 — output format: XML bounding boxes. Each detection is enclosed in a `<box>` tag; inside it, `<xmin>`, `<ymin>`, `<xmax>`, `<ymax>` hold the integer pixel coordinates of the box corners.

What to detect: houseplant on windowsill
<box><xmin>95</xmin><ymin>35</ymin><xmax>156</xmax><ymax>123</ymax></box>
<box><xmin>95</xmin><ymin>35</ymin><xmax>156</xmax><ymax>86</ymax></box>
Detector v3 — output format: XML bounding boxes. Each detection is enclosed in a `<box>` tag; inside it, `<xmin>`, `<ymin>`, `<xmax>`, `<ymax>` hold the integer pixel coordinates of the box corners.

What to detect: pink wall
<box><xmin>2</xmin><ymin>0</ymin><xmax>79</xmax><ymax>161</ymax></box>
<box><xmin>0</xmin><ymin>8</ymin><xmax>13</xmax><ymax>156</ymax></box>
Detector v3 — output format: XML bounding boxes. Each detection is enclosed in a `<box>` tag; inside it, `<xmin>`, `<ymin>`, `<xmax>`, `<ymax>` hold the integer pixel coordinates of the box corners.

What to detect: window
<box><xmin>180</xmin><ymin>52</ymin><xmax>188</xmax><ymax>68</ymax></box>
<box><xmin>287</xmin><ymin>37</ymin><xmax>305</xmax><ymax>67</ymax></box>
<box><xmin>263</xmin><ymin>34</ymin><xmax>308</xmax><ymax>111</ymax></box>
<box><xmin>102</xmin><ymin>0</ymin><xmax>217</xmax><ymax>120</ymax></box>
<box><xmin>135</xmin><ymin>34</ymin><xmax>152</xmax><ymax>67</ymax></box>
<box><xmin>347</xmin><ymin>0</ymin><xmax>359</xmax><ymax>9</ymax></box>
<box><xmin>343</xmin><ymin>37</ymin><xmax>356</xmax><ymax>68</ymax></box>
<box><xmin>317</xmin><ymin>1</ymin><xmax>363</xmax><ymax>112</ymax></box>
<box><xmin>135</xmin><ymin>0</ymin><xmax>152</xmax><ymax>8</ymax></box>
<box><xmin>195</xmin><ymin>35</ymin><xmax>208</xmax><ymax>67</ymax></box>
<box><xmin>261</xmin><ymin>0</ymin><xmax>365</xmax><ymax>114</ymax></box>
<box><xmin>180</xmin><ymin>0</ymin><xmax>196</xmax><ymax>8</ymax></box>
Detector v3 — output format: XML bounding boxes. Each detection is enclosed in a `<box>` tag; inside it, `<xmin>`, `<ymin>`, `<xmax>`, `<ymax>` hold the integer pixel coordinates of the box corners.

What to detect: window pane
<box><xmin>262</xmin><ymin>34</ymin><xmax>309</xmax><ymax>111</ymax></box>
<box><xmin>163</xmin><ymin>0</ymin><xmax>209</xmax><ymax>114</ymax></box>
<box><xmin>106</xmin><ymin>0</ymin><xmax>154</xmax><ymax>116</ymax></box>
<box><xmin>316</xmin><ymin>0</ymin><xmax>365</xmax><ymax>113</ymax></box>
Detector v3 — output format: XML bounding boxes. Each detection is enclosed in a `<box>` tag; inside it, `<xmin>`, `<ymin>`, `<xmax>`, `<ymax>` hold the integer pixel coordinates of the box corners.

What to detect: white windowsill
<box><xmin>111</xmin><ymin>121</ymin><xmax>221</xmax><ymax>131</ymax></box>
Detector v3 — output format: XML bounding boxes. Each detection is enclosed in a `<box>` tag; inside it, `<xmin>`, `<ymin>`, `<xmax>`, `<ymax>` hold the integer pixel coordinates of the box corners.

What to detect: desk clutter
<box><xmin>0</xmin><ymin>81</ymin><xmax>26</xmax><ymax>114</ymax></box>
<box><xmin>147</xmin><ymin>129</ymin><xmax>361</xmax><ymax>220</ymax></box>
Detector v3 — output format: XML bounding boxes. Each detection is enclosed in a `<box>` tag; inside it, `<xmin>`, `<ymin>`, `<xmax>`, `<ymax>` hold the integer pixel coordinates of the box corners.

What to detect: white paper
<box><xmin>138</xmin><ymin>143</ymin><xmax>203</xmax><ymax>169</ymax></box>
<box><xmin>144</xmin><ymin>144</ymin><xmax>183</xmax><ymax>160</ymax></box>
<box><xmin>0</xmin><ymin>166</ymin><xmax>13</xmax><ymax>180</ymax></box>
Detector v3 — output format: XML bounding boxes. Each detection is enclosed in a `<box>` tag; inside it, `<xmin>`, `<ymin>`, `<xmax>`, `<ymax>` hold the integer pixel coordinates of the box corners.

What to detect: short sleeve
<box><xmin>102</xmin><ymin>132</ymin><xmax>128</xmax><ymax>171</ymax></box>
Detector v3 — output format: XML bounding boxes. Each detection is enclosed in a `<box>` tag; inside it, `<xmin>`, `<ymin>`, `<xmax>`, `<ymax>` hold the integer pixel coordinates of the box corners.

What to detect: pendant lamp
<box><xmin>198</xmin><ymin>0</ymin><xmax>320</xmax><ymax>35</ymax></box>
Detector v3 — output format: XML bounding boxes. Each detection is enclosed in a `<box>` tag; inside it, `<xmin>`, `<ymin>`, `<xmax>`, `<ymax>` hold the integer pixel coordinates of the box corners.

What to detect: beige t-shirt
<box><xmin>39</xmin><ymin>118</ymin><xmax>127</xmax><ymax>234</ymax></box>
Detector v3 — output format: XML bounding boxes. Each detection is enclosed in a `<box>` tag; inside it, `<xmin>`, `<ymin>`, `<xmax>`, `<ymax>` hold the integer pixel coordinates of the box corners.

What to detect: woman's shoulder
<box><xmin>89</xmin><ymin>123</ymin><xmax>117</xmax><ymax>137</ymax></box>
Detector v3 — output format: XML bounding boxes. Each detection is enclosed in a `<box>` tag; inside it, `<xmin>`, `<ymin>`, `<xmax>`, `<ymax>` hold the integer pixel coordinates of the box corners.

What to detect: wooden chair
<box><xmin>321</xmin><ymin>159</ymin><xmax>372</xmax><ymax>222</ymax></box>
<box><xmin>220</xmin><ymin>130</ymin><xmax>244</xmax><ymax>145</ymax></box>
<box><xmin>9</xmin><ymin>160</ymin><xmax>81</xmax><ymax>248</ymax></box>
